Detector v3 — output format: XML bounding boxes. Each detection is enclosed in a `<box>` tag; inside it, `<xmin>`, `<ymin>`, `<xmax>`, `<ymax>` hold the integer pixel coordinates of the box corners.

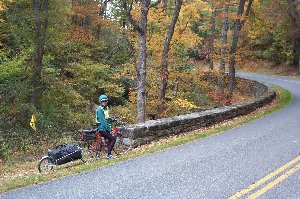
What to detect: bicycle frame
<box><xmin>78</xmin><ymin>117</ymin><xmax>130</xmax><ymax>159</ymax></box>
<box><xmin>79</xmin><ymin>127</ymin><xmax>119</xmax><ymax>157</ymax></box>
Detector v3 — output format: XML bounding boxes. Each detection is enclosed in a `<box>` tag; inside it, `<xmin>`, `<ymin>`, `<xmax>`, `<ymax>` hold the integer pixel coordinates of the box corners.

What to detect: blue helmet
<box><xmin>99</xmin><ymin>94</ymin><xmax>108</xmax><ymax>104</ymax></box>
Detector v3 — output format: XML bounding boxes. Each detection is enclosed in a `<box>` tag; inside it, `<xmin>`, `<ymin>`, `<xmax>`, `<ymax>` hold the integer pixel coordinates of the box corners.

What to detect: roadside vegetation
<box><xmin>0</xmin><ymin>85</ymin><xmax>292</xmax><ymax>193</ymax></box>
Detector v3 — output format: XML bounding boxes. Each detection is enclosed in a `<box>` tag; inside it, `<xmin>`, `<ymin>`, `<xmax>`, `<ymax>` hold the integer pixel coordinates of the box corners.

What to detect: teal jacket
<box><xmin>95</xmin><ymin>106</ymin><xmax>112</xmax><ymax>132</ymax></box>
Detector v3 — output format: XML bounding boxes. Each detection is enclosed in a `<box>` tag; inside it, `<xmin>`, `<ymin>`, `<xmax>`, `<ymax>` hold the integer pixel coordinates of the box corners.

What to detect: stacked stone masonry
<box><xmin>123</xmin><ymin>79</ymin><xmax>276</xmax><ymax>148</ymax></box>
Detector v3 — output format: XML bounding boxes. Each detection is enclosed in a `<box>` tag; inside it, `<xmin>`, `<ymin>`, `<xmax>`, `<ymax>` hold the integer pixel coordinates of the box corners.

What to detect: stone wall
<box><xmin>122</xmin><ymin>80</ymin><xmax>276</xmax><ymax>148</ymax></box>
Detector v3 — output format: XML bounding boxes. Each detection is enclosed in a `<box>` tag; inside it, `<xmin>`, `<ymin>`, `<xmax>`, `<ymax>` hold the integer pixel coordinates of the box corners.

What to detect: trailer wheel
<box><xmin>38</xmin><ymin>156</ymin><xmax>55</xmax><ymax>173</ymax></box>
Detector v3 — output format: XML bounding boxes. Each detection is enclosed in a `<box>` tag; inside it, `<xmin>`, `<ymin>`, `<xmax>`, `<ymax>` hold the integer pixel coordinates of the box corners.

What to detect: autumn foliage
<box><xmin>0</xmin><ymin>0</ymin><xmax>298</xmax><ymax>163</ymax></box>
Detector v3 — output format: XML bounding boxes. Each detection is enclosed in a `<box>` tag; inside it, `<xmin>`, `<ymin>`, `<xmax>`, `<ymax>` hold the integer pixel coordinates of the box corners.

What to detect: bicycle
<box><xmin>37</xmin><ymin>117</ymin><xmax>131</xmax><ymax>173</ymax></box>
<box><xmin>78</xmin><ymin>116</ymin><xmax>132</xmax><ymax>160</ymax></box>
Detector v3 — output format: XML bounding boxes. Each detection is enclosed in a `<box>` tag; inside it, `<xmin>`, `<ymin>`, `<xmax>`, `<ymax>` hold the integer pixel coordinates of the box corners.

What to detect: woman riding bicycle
<box><xmin>96</xmin><ymin>94</ymin><xmax>116</xmax><ymax>159</ymax></box>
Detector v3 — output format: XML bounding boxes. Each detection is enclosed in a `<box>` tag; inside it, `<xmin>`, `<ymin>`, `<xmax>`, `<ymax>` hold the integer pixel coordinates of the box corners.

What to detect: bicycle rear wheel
<box><xmin>38</xmin><ymin>156</ymin><xmax>55</xmax><ymax>173</ymax></box>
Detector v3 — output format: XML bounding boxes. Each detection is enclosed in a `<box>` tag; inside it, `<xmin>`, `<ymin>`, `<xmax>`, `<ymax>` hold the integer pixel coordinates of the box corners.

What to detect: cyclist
<box><xmin>96</xmin><ymin>94</ymin><xmax>116</xmax><ymax>159</ymax></box>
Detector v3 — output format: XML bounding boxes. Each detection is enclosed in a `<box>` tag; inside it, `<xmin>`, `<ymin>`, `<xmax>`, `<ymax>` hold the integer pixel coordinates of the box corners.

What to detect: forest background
<box><xmin>0</xmin><ymin>0</ymin><xmax>299</xmax><ymax>164</ymax></box>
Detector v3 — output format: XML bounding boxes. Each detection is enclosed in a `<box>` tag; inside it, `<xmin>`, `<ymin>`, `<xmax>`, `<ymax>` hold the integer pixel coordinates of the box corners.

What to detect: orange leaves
<box><xmin>69</xmin><ymin>2</ymin><xmax>97</xmax><ymax>43</ymax></box>
<box><xmin>68</xmin><ymin>27</ymin><xmax>93</xmax><ymax>43</ymax></box>
<box><xmin>69</xmin><ymin>1</ymin><xmax>119</xmax><ymax>43</ymax></box>
<box><xmin>208</xmin><ymin>90</ymin><xmax>232</xmax><ymax>105</ymax></box>
<box><xmin>72</xmin><ymin>1</ymin><xmax>99</xmax><ymax>20</ymax></box>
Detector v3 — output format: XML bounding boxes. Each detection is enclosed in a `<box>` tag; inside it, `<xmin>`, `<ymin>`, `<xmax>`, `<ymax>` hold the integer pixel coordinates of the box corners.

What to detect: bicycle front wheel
<box><xmin>113</xmin><ymin>137</ymin><xmax>132</xmax><ymax>155</ymax></box>
<box><xmin>38</xmin><ymin>156</ymin><xmax>55</xmax><ymax>173</ymax></box>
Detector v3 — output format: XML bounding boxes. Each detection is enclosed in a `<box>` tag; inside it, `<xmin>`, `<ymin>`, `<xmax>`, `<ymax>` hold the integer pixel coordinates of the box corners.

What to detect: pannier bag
<box><xmin>80</xmin><ymin>129</ymin><xmax>98</xmax><ymax>140</ymax></box>
<box><xmin>48</xmin><ymin>144</ymin><xmax>82</xmax><ymax>165</ymax></box>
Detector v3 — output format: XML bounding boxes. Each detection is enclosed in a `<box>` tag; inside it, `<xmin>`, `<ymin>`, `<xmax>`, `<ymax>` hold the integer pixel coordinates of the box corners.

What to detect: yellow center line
<box><xmin>246</xmin><ymin>163</ymin><xmax>300</xmax><ymax>199</ymax></box>
<box><xmin>228</xmin><ymin>155</ymin><xmax>300</xmax><ymax>199</ymax></box>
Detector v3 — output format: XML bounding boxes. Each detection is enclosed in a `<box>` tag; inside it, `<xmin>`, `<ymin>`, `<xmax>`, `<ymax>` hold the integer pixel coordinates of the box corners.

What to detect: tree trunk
<box><xmin>99</xmin><ymin>0</ymin><xmax>110</xmax><ymax>18</ymax></box>
<box><xmin>287</xmin><ymin>0</ymin><xmax>300</xmax><ymax>71</ymax></box>
<box><xmin>228</xmin><ymin>0</ymin><xmax>253</xmax><ymax>93</ymax></box>
<box><xmin>31</xmin><ymin>0</ymin><xmax>49</xmax><ymax>107</ymax></box>
<box><xmin>298</xmin><ymin>55</ymin><xmax>300</xmax><ymax>72</ymax></box>
<box><xmin>135</xmin><ymin>4</ymin><xmax>148</xmax><ymax>122</ymax></box>
<box><xmin>292</xmin><ymin>38</ymin><xmax>300</xmax><ymax>71</ymax></box>
<box><xmin>123</xmin><ymin>0</ymin><xmax>162</xmax><ymax>122</ymax></box>
<box><xmin>208</xmin><ymin>4</ymin><xmax>216</xmax><ymax>70</ymax></box>
<box><xmin>158</xmin><ymin>0</ymin><xmax>183</xmax><ymax>114</ymax></box>
<box><xmin>218</xmin><ymin>4</ymin><xmax>229</xmax><ymax>94</ymax></box>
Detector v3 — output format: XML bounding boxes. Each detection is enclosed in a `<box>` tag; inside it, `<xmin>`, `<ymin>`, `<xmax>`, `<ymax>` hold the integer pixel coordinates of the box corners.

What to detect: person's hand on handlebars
<box><xmin>107</xmin><ymin>117</ymin><xmax>116</xmax><ymax>123</ymax></box>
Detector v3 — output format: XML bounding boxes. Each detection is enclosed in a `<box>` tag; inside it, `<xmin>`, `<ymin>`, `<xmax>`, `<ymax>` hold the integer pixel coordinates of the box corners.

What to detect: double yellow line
<box><xmin>229</xmin><ymin>155</ymin><xmax>300</xmax><ymax>199</ymax></box>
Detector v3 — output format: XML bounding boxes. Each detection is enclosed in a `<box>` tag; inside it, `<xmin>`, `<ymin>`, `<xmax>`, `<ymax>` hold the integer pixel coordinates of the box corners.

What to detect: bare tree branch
<box><xmin>241</xmin><ymin>0</ymin><xmax>253</xmax><ymax>28</ymax></box>
<box><xmin>148</xmin><ymin>0</ymin><xmax>162</xmax><ymax>9</ymax></box>
<box><xmin>122</xmin><ymin>0</ymin><xmax>143</xmax><ymax>32</ymax></box>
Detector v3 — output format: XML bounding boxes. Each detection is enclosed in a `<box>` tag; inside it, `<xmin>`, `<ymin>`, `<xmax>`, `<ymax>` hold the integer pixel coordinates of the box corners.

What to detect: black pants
<box><xmin>100</xmin><ymin>131</ymin><xmax>116</xmax><ymax>155</ymax></box>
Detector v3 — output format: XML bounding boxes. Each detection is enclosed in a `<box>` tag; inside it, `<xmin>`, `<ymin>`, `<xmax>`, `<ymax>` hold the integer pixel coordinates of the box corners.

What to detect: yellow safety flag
<box><xmin>30</xmin><ymin>114</ymin><xmax>36</xmax><ymax>131</ymax></box>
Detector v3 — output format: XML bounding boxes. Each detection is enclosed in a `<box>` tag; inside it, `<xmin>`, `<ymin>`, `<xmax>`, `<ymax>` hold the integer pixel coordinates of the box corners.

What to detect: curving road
<box><xmin>1</xmin><ymin>73</ymin><xmax>300</xmax><ymax>199</ymax></box>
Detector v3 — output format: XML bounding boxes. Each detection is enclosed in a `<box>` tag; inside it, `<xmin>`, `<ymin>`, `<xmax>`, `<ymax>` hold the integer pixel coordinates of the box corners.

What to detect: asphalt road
<box><xmin>1</xmin><ymin>73</ymin><xmax>300</xmax><ymax>199</ymax></box>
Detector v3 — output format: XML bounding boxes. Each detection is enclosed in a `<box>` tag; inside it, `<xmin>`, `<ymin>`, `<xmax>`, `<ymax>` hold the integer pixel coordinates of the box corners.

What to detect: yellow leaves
<box><xmin>177</xmin><ymin>0</ymin><xmax>203</xmax><ymax>34</ymax></box>
<box><xmin>125</xmin><ymin>2</ymin><xmax>213</xmax><ymax>75</ymax></box>
<box><xmin>180</xmin><ymin>1</ymin><xmax>199</xmax><ymax>21</ymax></box>
<box><xmin>244</xmin><ymin>1</ymin><xmax>272</xmax><ymax>45</ymax></box>
<box><xmin>129</xmin><ymin>1</ymin><xmax>142</xmax><ymax>23</ymax></box>
<box><xmin>0</xmin><ymin>0</ymin><xmax>10</xmax><ymax>22</ymax></box>
<box><xmin>0</xmin><ymin>0</ymin><xmax>12</xmax><ymax>12</ymax></box>
<box><xmin>159</xmin><ymin>97</ymin><xmax>199</xmax><ymax>118</ymax></box>
<box><xmin>145</xmin><ymin>0</ymin><xmax>207</xmax><ymax>65</ymax></box>
<box><xmin>0</xmin><ymin>1</ymin><xmax>4</xmax><ymax>12</ymax></box>
<box><xmin>172</xmin><ymin>98</ymin><xmax>198</xmax><ymax>109</ymax></box>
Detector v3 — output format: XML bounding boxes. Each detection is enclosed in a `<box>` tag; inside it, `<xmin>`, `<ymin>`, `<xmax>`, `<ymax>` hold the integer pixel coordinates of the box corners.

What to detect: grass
<box><xmin>0</xmin><ymin>85</ymin><xmax>293</xmax><ymax>194</ymax></box>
